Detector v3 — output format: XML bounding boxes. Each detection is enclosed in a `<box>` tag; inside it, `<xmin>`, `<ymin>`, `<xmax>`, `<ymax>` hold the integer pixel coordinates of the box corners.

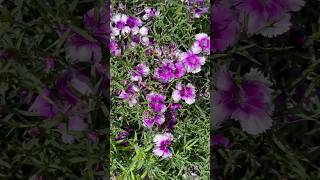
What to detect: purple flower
<box><xmin>239</xmin><ymin>0</ymin><xmax>305</xmax><ymax>37</ymax></box>
<box><xmin>191</xmin><ymin>33</ymin><xmax>210</xmax><ymax>55</ymax></box>
<box><xmin>142</xmin><ymin>7</ymin><xmax>160</xmax><ymax>20</ymax></box>
<box><xmin>64</xmin><ymin>8</ymin><xmax>109</xmax><ymax>63</ymax></box>
<box><xmin>55</xmin><ymin>69</ymin><xmax>92</xmax><ymax>106</ymax></box>
<box><xmin>154</xmin><ymin>60</ymin><xmax>176</xmax><ymax>83</ymax></box>
<box><xmin>30</xmin><ymin>89</ymin><xmax>59</xmax><ymax>119</ymax></box>
<box><xmin>173</xmin><ymin>62</ymin><xmax>186</xmax><ymax>78</ymax></box>
<box><xmin>211</xmin><ymin>3</ymin><xmax>239</xmax><ymax>52</ymax></box>
<box><xmin>131</xmin><ymin>63</ymin><xmax>150</xmax><ymax>81</ymax></box>
<box><xmin>239</xmin><ymin>0</ymin><xmax>288</xmax><ymax>20</ymax></box>
<box><xmin>43</xmin><ymin>57</ymin><xmax>55</xmax><ymax>73</ymax></box>
<box><xmin>172</xmin><ymin>82</ymin><xmax>196</xmax><ymax>105</ymax></box>
<box><xmin>194</xmin><ymin>7</ymin><xmax>208</xmax><ymax>18</ymax></box>
<box><xmin>115</xmin><ymin>131</ymin><xmax>130</xmax><ymax>141</ymax></box>
<box><xmin>119</xmin><ymin>84</ymin><xmax>139</xmax><ymax>107</ymax></box>
<box><xmin>143</xmin><ymin>112</ymin><xmax>153</xmax><ymax>128</ymax></box>
<box><xmin>170</xmin><ymin>103</ymin><xmax>182</xmax><ymax>110</ymax></box>
<box><xmin>143</xmin><ymin>111</ymin><xmax>166</xmax><ymax>128</ymax></box>
<box><xmin>146</xmin><ymin>92</ymin><xmax>167</xmax><ymax>113</ymax></box>
<box><xmin>65</xmin><ymin>33</ymin><xmax>102</xmax><ymax>63</ymax></box>
<box><xmin>180</xmin><ymin>51</ymin><xmax>205</xmax><ymax>73</ymax></box>
<box><xmin>185</xmin><ymin>0</ymin><xmax>208</xmax><ymax>18</ymax></box>
<box><xmin>84</xmin><ymin>8</ymin><xmax>109</xmax><ymax>43</ymax></box>
<box><xmin>111</xmin><ymin>14</ymin><xmax>130</xmax><ymax>36</ymax></box>
<box><xmin>153</xmin><ymin>114</ymin><xmax>165</xmax><ymax>125</ymax></box>
<box><xmin>126</xmin><ymin>16</ymin><xmax>143</xmax><ymax>30</ymax></box>
<box><xmin>211</xmin><ymin>67</ymin><xmax>273</xmax><ymax>135</ymax></box>
<box><xmin>153</xmin><ymin>133</ymin><xmax>173</xmax><ymax>159</ymax></box>
<box><xmin>110</xmin><ymin>39</ymin><xmax>121</xmax><ymax>56</ymax></box>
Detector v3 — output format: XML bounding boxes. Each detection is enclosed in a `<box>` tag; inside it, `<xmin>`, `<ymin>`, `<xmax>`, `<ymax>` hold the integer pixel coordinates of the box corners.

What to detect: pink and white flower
<box><xmin>142</xmin><ymin>7</ymin><xmax>160</xmax><ymax>20</ymax></box>
<box><xmin>172</xmin><ymin>82</ymin><xmax>196</xmax><ymax>105</ymax></box>
<box><xmin>153</xmin><ymin>133</ymin><xmax>173</xmax><ymax>159</ymax></box>
<box><xmin>211</xmin><ymin>67</ymin><xmax>274</xmax><ymax>135</ymax></box>
<box><xmin>131</xmin><ymin>63</ymin><xmax>150</xmax><ymax>81</ymax></box>
<box><xmin>154</xmin><ymin>60</ymin><xmax>176</xmax><ymax>83</ymax></box>
<box><xmin>111</xmin><ymin>14</ymin><xmax>130</xmax><ymax>36</ymax></box>
<box><xmin>180</xmin><ymin>51</ymin><xmax>205</xmax><ymax>73</ymax></box>
<box><xmin>119</xmin><ymin>84</ymin><xmax>139</xmax><ymax>107</ymax></box>
<box><xmin>191</xmin><ymin>33</ymin><xmax>210</xmax><ymax>54</ymax></box>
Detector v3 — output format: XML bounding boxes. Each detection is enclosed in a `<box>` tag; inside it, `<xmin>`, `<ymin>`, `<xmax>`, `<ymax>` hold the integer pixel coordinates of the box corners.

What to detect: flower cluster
<box><xmin>110</xmin><ymin>5</ymin><xmax>159</xmax><ymax>57</ymax></box>
<box><xmin>212</xmin><ymin>0</ymin><xmax>305</xmax><ymax>52</ymax></box>
<box><xmin>114</xmin><ymin>4</ymin><xmax>209</xmax><ymax>158</ymax></box>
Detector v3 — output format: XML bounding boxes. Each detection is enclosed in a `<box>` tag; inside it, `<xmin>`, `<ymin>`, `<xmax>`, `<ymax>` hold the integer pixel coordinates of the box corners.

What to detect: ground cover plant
<box><xmin>212</xmin><ymin>0</ymin><xmax>320</xmax><ymax>179</ymax></box>
<box><xmin>110</xmin><ymin>0</ymin><xmax>210</xmax><ymax>179</ymax></box>
<box><xmin>0</xmin><ymin>0</ymin><xmax>108</xmax><ymax>178</ymax></box>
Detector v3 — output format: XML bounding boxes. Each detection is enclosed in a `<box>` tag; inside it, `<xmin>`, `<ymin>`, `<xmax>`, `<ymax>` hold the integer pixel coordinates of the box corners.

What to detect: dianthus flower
<box><xmin>146</xmin><ymin>92</ymin><xmax>167</xmax><ymax>113</ymax></box>
<box><xmin>191</xmin><ymin>33</ymin><xmax>210</xmax><ymax>55</ymax></box>
<box><xmin>172</xmin><ymin>82</ymin><xmax>196</xmax><ymax>105</ymax></box>
<box><xmin>180</xmin><ymin>51</ymin><xmax>205</xmax><ymax>73</ymax></box>
<box><xmin>153</xmin><ymin>133</ymin><xmax>173</xmax><ymax>158</ymax></box>
<box><xmin>211</xmin><ymin>67</ymin><xmax>274</xmax><ymax>135</ymax></box>
<box><xmin>119</xmin><ymin>84</ymin><xmax>139</xmax><ymax>107</ymax></box>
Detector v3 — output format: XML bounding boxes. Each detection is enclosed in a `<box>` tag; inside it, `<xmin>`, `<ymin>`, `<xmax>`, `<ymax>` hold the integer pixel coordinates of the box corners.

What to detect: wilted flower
<box><xmin>153</xmin><ymin>133</ymin><xmax>173</xmax><ymax>158</ymax></box>
<box><xmin>115</xmin><ymin>131</ymin><xmax>130</xmax><ymax>141</ymax></box>
<box><xmin>172</xmin><ymin>82</ymin><xmax>196</xmax><ymax>105</ymax></box>
<box><xmin>211</xmin><ymin>67</ymin><xmax>274</xmax><ymax>135</ymax></box>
